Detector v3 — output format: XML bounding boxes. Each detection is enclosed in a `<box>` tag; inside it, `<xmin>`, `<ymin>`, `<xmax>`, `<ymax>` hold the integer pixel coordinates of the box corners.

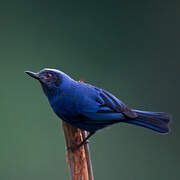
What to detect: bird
<box><xmin>25</xmin><ymin>68</ymin><xmax>171</xmax><ymax>149</ymax></box>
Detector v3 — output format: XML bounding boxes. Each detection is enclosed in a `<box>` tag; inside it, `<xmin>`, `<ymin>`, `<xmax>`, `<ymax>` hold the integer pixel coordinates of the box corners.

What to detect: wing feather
<box><xmin>96</xmin><ymin>89</ymin><xmax>137</xmax><ymax>118</ymax></box>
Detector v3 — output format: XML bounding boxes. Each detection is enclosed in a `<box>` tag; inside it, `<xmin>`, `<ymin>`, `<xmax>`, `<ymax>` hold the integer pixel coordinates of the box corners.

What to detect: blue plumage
<box><xmin>26</xmin><ymin>68</ymin><xmax>171</xmax><ymax>141</ymax></box>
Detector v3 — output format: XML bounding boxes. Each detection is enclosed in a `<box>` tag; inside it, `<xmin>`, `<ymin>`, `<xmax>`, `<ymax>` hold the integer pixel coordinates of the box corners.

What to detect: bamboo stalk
<box><xmin>62</xmin><ymin>121</ymin><xmax>94</xmax><ymax>180</ymax></box>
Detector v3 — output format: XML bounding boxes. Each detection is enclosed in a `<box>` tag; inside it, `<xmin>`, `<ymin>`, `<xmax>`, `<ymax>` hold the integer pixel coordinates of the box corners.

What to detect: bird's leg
<box><xmin>67</xmin><ymin>131</ymin><xmax>95</xmax><ymax>151</ymax></box>
<box><xmin>78</xmin><ymin>131</ymin><xmax>95</xmax><ymax>148</ymax></box>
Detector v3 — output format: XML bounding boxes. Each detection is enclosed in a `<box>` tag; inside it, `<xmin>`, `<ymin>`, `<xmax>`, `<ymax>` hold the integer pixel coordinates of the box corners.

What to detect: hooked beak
<box><xmin>25</xmin><ymin>71</ymin><xmax>40</xmax><ymax>80</ymax></box>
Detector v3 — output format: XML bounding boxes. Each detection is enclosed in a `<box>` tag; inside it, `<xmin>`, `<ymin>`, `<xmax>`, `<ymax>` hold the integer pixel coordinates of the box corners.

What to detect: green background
<box><xmin>0</xmin><ymin>0</ymin><xmax>179</xmax><ymax>179</ymax></box>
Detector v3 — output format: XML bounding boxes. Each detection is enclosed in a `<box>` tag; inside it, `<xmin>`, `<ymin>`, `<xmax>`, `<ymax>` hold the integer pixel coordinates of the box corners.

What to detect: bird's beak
<box><xmin>25</xmin><ymin>71</ymin><xmax>40</xmax><ymax>80</ymax></box>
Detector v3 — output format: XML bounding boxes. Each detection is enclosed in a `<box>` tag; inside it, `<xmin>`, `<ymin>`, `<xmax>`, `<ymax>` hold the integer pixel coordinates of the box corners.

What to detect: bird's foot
<box><xmin>66</xmin><ymin>140</ymin><xmax>89</xmax><ymax>152</ymax></box>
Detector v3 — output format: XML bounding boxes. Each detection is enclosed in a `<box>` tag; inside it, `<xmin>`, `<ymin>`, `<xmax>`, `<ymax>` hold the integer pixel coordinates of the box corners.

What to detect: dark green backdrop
<box><xmin>0</xmin><ymin>0</ymin><xmax>179</xmax><ymax>179</ymax></box>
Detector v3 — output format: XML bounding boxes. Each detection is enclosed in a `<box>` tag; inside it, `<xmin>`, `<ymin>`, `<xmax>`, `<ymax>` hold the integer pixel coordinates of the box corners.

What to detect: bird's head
<box><xmin>25</xmin><ymin>68</ymin><xmax>72</xmax><ymax>97</ymax></box>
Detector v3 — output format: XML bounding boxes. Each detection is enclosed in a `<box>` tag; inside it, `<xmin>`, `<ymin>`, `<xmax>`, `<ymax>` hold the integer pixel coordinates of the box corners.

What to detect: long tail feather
<box><xmin>125</xmin><ymin>110</ymin><xmax>171</xmax><ymax>133</ymax></box>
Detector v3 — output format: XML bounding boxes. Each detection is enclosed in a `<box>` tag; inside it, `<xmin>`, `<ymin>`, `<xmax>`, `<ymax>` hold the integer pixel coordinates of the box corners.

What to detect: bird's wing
<box><xmin>95</xmin><ymin>89</ymin><xmax>137</xmax><ymax>118</ymax></box>
<box><xmin>79</xmin><ymin>87</ymin><xmax>137</xmax><ymax>120</ymax></box>
<box><xmin>69</xmin><ymin>87</ymin><xmax>138</xmax><ymax>132</ymax></box>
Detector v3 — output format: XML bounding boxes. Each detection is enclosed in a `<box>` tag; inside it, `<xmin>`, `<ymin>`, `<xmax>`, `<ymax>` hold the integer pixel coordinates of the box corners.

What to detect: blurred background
<box><xmin>0</xmin><ymin>0</ymin><xmax>179</xmax><ymax>179</ymax></box>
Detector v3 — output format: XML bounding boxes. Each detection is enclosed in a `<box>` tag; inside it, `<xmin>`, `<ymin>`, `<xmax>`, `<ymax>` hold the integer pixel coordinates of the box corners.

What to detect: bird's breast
<box><xmin>50</xmin><ymin>94</ymin><xmax>81</xmax><ymax>118</ymax></box>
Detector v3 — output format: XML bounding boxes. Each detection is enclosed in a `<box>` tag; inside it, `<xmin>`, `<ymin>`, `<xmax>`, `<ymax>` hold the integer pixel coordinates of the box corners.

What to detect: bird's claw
<box><xmin>66</xmin><ymin>140</ymin><xmax>89</xmax><ymax>152</ymax></box>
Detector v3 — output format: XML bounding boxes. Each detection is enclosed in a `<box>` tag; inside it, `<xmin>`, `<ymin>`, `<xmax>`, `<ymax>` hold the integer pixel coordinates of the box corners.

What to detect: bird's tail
<box><xmin>125</xmin><ymin>110</ymin><xmax>171</xmax><ymax>133</ymax></box>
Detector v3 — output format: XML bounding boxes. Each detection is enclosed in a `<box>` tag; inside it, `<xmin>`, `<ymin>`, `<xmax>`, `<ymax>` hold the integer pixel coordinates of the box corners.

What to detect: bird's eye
<box><xmin>46</xmin><ymin>73</ymin><xmax>52</xmax><ymax>79</ymax></box>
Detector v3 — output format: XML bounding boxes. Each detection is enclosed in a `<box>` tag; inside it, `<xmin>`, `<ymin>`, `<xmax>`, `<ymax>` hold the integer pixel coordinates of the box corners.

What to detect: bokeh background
<box><xmin>0</xmin><ymin>0</ymin><xmax>179</xmax><ymax>179</ymax></box>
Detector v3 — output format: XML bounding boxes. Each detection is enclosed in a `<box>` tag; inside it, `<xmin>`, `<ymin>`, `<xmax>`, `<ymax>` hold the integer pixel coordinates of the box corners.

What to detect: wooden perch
<box><xmin>62</xmin><ymin>121</ymin><xmax>94</xmax><ymax>180</ymax></box>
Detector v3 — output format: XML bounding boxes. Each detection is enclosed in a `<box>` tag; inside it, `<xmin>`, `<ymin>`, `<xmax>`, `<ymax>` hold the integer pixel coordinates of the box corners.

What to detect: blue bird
<box><xmin>25</xmin><ymin>68</ymin><xmax>171</xmax><ymax>148</ymax></box>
